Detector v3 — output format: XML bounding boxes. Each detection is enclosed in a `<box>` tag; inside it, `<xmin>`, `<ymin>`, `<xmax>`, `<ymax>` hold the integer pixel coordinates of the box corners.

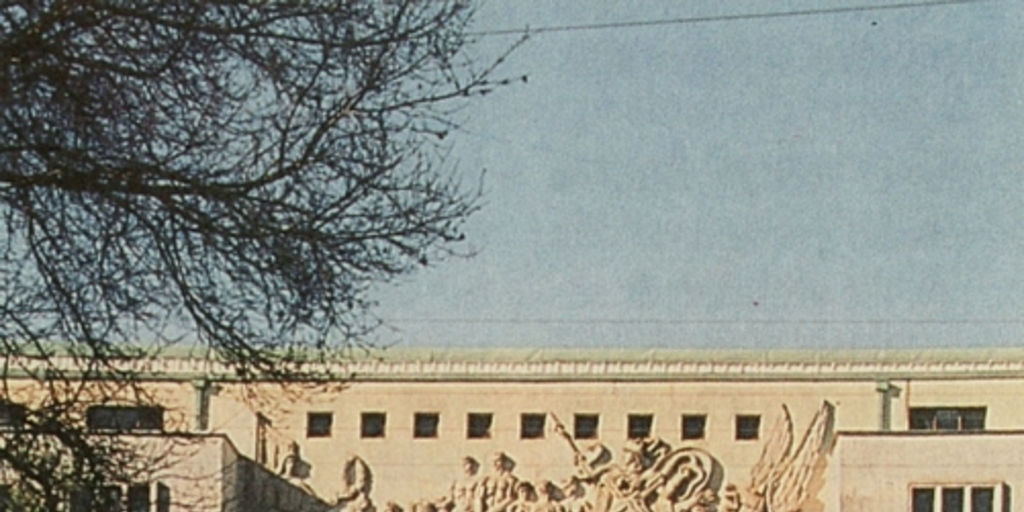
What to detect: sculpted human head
<box><xmin>491</xmin><ymin>452</ymin><xmax>511</xmax><ymax>473</ymax></box>
<box><xmin>462</xmin><ymin>456</ymin><xmax>479</xmax><ymax>476</ymax></box>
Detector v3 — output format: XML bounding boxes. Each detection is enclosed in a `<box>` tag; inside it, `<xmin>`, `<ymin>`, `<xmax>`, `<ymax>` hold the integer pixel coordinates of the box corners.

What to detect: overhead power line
<box><xmin>468</xmin><ymin>0</ymin><xmax>986</xmax><ymax>37</ymax></box>
<box><xmin>387</xmin><ymin>318</ymin><xmax>1024</xmax><ymax>326</ymax></box>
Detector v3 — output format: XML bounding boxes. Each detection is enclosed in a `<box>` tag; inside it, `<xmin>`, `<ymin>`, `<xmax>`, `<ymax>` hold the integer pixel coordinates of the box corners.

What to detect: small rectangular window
<box><xmin>913</xmin><ymin>488</ymin><xmax>936</xmax><ymax>512</ymax></box>
<box><xmin>87</xmin><ymin>406</ymin><xmax>164</xmax><ymax>432</ymax></box>
<box><xmin>414</xmin><ymin>412</ymin><xmax>440</xmax><ymax>439</ymax></box>
<box><xmin>574</xmin><ymin>414</ymin><xmax>599</xmax><ymax>440</ymax></box>
<box><xmin>908</xmin><ymin>408</ymin><xmax>986</xmax><ymax>432</ymax></box>
<box><xmin>735</xmin><ymin>415</ymin><xmax>760</xmax><ymax>440</ymax></box>
<box><xmin>361</xmin><ymin>412</ymin><xmax>386</xmax><ymax>438</ymax></box>
<box><xmin>0</xmin><ymin>485</ymin><xmax>11</xmax><ymax>512</ymax></box>
<box><xmin>101</xmin><ymin>486</ymin><xmax>123</xmax><ymax>512</ymax></box>
<box><xmin>0</xmin><ymin>403</ymin><xmax>26</xmax><ymax>431</ymax></box>
<box><xmin>128</xmin><ymin>484</ymin><xmax>150</xmax><ymax>512</ymax></box>
<box><xmin>971</xmin><ymin>487</ymin><xmax>994</xmax><ymax>512</ymax></box>
<box><xmin>521</xmin><ymin>413</ymin><xmax>546</xmax><ymax>439</ymax></box>
<box><xmin>962</xmin><ymin>410</ymin><xmax>986</xmax><ymax>431</ymax></box>
<box><xmin>682</xmin><ymin>415</ymin><xmax>707</xmax><ymax>440</ymax></box>
<box><xmin>943</xmin><ymin>487</ymin><xmax>965</xmax><ymax>512</ymax></box>
<box><xmin>69</xmin><ymin>490</ymin><xmax>90</xmax><ymax>512</ymax></box>
<box><xmin>628</xmin><ymin>414</ymin><xmax>653</xmax><ymax>439</ymax></box>
<box><xmin>307</xmin><ymin>412</ymin><xmax>333</xmax><ymax>438</ymax></box>
<box><xmin>467</xmin><ymin>413</ymin><xmax>493</xmax><ymax>439</ymax></box>
<box><xmin>156</xmin><ymin>483</ymin><xmax>171</xmax><ymax>512</ymax></box>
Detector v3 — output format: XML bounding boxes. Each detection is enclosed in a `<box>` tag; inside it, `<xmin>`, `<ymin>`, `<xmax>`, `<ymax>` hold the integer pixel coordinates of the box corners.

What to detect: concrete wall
<box><xmin>8</xmin><ymin>351</ymin><xmax>1024</xmax><ymax>511</ymax></box>
<box><xmin>835</xmin><ymin>432</ymin><xmax>1024</xmax><ymax>512</ymax></box>
<box><xmin>205</xmin><ymin>379</ymin><xmax>871</xmax><ymax>505</ymax></box>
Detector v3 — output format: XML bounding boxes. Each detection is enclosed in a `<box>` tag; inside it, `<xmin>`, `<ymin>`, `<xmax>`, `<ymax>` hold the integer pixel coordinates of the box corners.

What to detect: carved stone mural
<box><xmin>323</xmin><ymin>402</ymin><xmax>835</xmax><ymax>512</ymax></box>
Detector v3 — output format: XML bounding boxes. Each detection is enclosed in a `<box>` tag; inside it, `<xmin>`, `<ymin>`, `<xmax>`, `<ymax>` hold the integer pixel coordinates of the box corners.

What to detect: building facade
<box><xmin>5</xmin><ymin>348</ymin><xmax>1024</xmax><ymax>512</ymax></box>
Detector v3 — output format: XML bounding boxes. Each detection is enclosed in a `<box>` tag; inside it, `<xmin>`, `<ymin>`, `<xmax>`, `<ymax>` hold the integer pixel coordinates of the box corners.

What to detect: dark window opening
<box><xmin>307</xmin><ymin>412</ymin><xmax>333</xmax><ymax>438</ymax></box>
<box><xmin>735</xmin><ymin>415</ymin><xmax>760</xmax><ymax>440</ymax></box>
<box><xmin>414</xmin><ymin>413</ymin><xmax>440</xmax><ymax>439</ymax></box>
<box><xmin>682</xmin><ymin>415</ymin><xmax>707</xmax><ymax>440</ymax></box>
<box><xmin>361</xmin><ymin>412</ymin><xmax>386</xmax><ymax>438</ymax></box>
<box><xmin>0</xmin><ymin>485</ymin><xmax>11</xmax><ymax>512</ymax></box>
<box><xmin>99</xmin><ymin>486</ymin><xmax>122</xmax><ymax>512</ymax></box>
<box><xmin>156</xmin><ymin>483</ymin><xmax>171</xmax><ymax>512</ymax></box>
<box><xmin>467</xmin><ymin>413</ymin><xmax>492</xmax><ymax>439</ymax></box>
<box><xmin>909</xmin><ymin>408</ymin><xmax>986</xmax><ymax>432</ymax></box>
<box><xmin>128</xmin><ymin>484</ymin><xmax>150</xmax><ymax>512</ymax></box>
<box><xmin>972</xmin><ymin>487</ymin><xmax>995</xmax><ymax>512</ymax></box>
<box><xmin>521</xmin><ymin>413</ymin><xmax>546</xmax><ymax>439</ymax></box>
<box><xmin>86</xmin><ymin>406</ymin><xmax>163</xmax><ymax>432</ymax></box>
<box><xmin>914</xmin><ymin>486</ymin><xmax>999</xmax><ymax>512</ymax></box>
<box><xmin>943</xmin><ymin>487</ymin><xmax>965</xmax><ymax>512</ymax></box>
<box><xmin>0</xmin><ymin>403</ymin><xmax>26</xmax><ymax>431</ymax></box>
<box><xmin>627</xmin><ymin>414</ymin><xmax>653</xmax><ymax>439</ymax></box>
<box><xmin>574</xmin><ymin>414</ymin><xmax>599</xmax><ymax>440</ymax></box>
<box><xmin>914</xmin><ymin>488</ymin><xmax>936</xmax><ymax>512</ymax></box>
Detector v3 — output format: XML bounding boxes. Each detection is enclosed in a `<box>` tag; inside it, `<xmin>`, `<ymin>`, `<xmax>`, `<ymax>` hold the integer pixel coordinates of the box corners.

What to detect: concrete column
<box><xmin>876</xmin><ymin>380</ymin><xmax>893</xmax><ymax>431</ymax></box>
<box><xmin>192</xmin><ymin>378</ymin><xmax>212</xmax><ymax>431</ymax></box>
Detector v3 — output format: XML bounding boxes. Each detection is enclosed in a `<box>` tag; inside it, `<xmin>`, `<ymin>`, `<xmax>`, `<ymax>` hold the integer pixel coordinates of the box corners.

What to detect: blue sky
<box><xmin>372</xmin><ymin>0</ymin><xmax>1024</xmax><ymax>349</ymax></box>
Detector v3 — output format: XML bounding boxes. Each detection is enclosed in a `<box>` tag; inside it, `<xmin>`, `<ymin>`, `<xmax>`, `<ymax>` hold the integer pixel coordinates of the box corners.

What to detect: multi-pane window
<box><xmin>414</xmin><ymin>412</ymin><xmax>440</xmax><ymax>438</ymax></box>
<box><xmin>909</xmin><ymin>408</ymin><xmax>986</xmax><ymax>432</ymax></box>
<box><xmin>467</xmin><ymin>413</ymin><xmax>492</xmax><ymax>439</ymax></box>
<box><xmin>735</xmin><ymin>415</ymin><xmax>760</xmax><ymax>440</ymax></box>
<box><xmin>306</xmin><ymin>412</ymin><xmax>333</xmax><ymax>438</ymax></box>
<box><xmin>361</xmin><ymin>412</ymin><xmax>386</xmax><ymax>438</ymax></box>
<box><xmin>682</xmin><ymin>414</ymin><xmax>707</xmax><ymax>440</ymax></box>
<box><xmin>86</xmin><ymin>406</ymin><xmax>163</xmax><ymax>432</ymax></box>
<box><xmin>912</xmin><ymin>486</ymin><xmax>996</xmax><ymax>512</ymax></box>
<box><xmin>521</xmin><ymin>413</ymin><xmax>546</xmax><ymax>439</ymax></box>
<box><xmin>574</xmin><ymin>414</ymin><xmax>599</xmax><ymax>440</ymax></box>
<box><xmin>627</xmin><ymin>414</ymin><xmax>653</xmax><ymax>439</ymax></box>
<box><xmin>69</xmin><ymin>483</ymin><xmax>167</xmax><ymax>512</ymax></box>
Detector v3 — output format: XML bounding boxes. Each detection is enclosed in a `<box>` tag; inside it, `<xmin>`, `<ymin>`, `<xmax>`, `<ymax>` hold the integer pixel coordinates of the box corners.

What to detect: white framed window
<box><xmin>908</xmin><ymin>407</ymin><xmax>986</xmax><ymax>432</ymax></box>
<box><xmin>910</xmin><ymin>483</ymin><xmax>1003</xmax><ymax>512</ymax></box>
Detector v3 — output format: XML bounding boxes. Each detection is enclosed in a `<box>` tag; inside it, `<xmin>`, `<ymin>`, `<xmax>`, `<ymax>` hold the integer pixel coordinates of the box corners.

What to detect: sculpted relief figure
<box><xmin>560</xmin><ymin>476</ymin><xmax>593</xmax><ymax>512</ymax></box>
<box><xmin>408</xmin><ymin>405</ymin><xmax>833</xmax><ymax>512</ymax></box>
<box><xmin>483</xmin><ymin>452</ymin><xmax>520</xmax><ymax>512</ymax></box>
<box><xmin>446</xmin><ymin>456</ymin><xmax>485</xmax><ymax>512</ymax></box>
<box><xmin>533</xmin><ymin>480</ymin><xmax>567</xmax><ymax>512</ymax></box>
<box><xmin>506</xmin><ymin>481</ymin><xmax>538</xmax><ymax>512</ymax></box>
<box><xmin>335</xmin><ymin>456</ymin><xmax>376</xmax><ymax>512</ymax></box>
<box><xmin>743</xmin><ymin>402</ymin><xmax>835</xmax><ymax>512</ymax></box>
<box><xmin>279</xmin><ymin>441</ymin><xmax>316</xmax><ymax>494</ymax></box>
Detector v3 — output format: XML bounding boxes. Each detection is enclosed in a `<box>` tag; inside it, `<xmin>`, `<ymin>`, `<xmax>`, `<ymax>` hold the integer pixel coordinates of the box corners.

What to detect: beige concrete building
<box><xmin>4</xmin><ymin>348</ymin><xmax>1024</xmax><ymax>512</ymax></box>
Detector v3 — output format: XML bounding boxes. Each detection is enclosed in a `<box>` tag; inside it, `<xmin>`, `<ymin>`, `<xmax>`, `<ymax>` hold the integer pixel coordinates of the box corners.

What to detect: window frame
<box><xmin>735</xmin><ymin>414</ymin><xmax>761</xmax><ymax>441</ymax></box>
<box><xmin>910</xmin><ymin>483</ymin><xmax>1002</xmax><ymax>512</ymax></box>
<box><xmin>306</xmin><ymin>411</ymin><xmax>334</xmax><ymax>438</ymax></box>
<box><xmin>681</xmin><ymin>414</ymin><xmax>707</xmax><ymax>440</ymax></box>
<box><xmin>0</xmin><ymin>402</ymin><xmax>27</xmax><ymax>431</ymax></box>
<box><xmin>360</xmin><ymin>412</ymin><xmax>387</xmax><ymax>439</ymax></box>
<box><xmin>414</xmin><ymin>412</ymin><xmax>440</xmax><ymax>439</ymax></box>
<box><xmin>86</xmin><ymin>405</ymin><xmax>164</xmax><ymax>432</ymax></box>
<box><xmin>520</xmin><ymin>413</ymin><xmax>546</xmax><ymax>440</ymax></box>
<box><xmin>467</xmin><ymin>412</ymin><xmax>493</xmax><ymax>439</ymax></box>
<box><xmin>908</xmin><ymin>407</ymin><xmax>987</xmax><ymax>432</ymax></box>
<box><xmin>627</xmin><ymin>414</ymin><xmax>654</xmax><ymax>439</ymax></box>
<box><xmin>574</xmin><ymin>413</ymin><xmax>600</xmax><ymax>440</ymax></box>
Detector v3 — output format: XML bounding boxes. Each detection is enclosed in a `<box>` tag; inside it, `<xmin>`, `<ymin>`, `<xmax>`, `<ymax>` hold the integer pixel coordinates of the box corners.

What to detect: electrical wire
<box><xmin>468</xmin><ymin>0</ymin><xmax>987</xmax><ymax>37</ymax></box>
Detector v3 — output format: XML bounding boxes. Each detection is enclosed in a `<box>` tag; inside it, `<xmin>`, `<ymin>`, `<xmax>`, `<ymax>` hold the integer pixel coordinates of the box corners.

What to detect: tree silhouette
<box><xmin>0</xmin><ymin>1</ymin><xmax>520</xmax><ymax>508</ymax></box>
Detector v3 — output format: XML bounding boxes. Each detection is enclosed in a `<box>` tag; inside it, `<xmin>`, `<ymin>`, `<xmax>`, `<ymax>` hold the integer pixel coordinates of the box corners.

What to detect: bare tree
<box><xmin>0</xmin><ymin>1</ymin><xmax>521</xmax><ymax>509</ymax></box>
